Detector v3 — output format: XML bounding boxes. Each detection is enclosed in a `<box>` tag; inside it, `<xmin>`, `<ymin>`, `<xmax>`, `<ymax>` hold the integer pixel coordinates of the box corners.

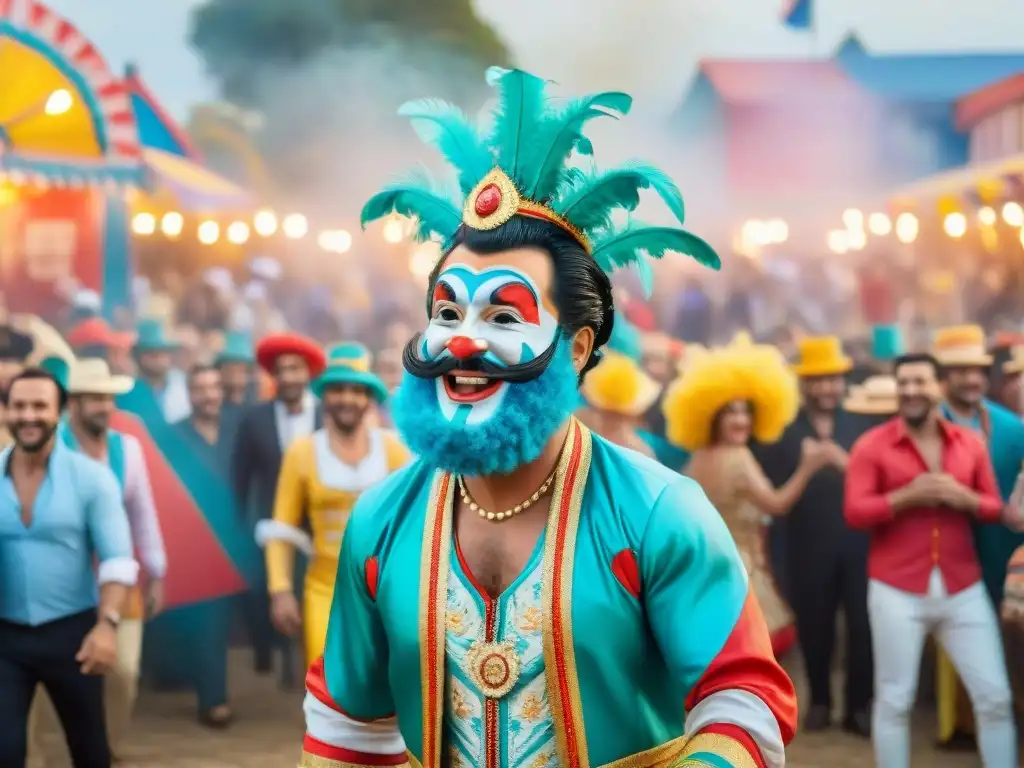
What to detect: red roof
<box><xmin>956</xmin><ymin>74</ymin><xmax>1024</xmax><ymax>131</ymax></box>
<box><xmin>699</xmin><ymin>60</ymin><xmax>865</xmax><ymax>105</ymax></box>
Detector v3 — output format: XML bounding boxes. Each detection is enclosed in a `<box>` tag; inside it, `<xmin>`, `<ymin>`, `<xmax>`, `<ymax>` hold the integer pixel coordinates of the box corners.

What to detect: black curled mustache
<box><xmin>401</xmin><ymin>333</ymin><xmax>557</xmax><ymax>383</ymax></box>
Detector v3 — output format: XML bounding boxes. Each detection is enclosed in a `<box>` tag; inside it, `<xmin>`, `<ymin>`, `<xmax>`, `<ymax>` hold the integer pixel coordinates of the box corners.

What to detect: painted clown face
<box><xmin>392</xmin><ymin>245</ymin><xmax>586</xmax><ymax>477</ymax></box>
<box><xmin>412</xmin><ymin>247</ymin><xmax>560</xmax><ymax>425</ymax></box>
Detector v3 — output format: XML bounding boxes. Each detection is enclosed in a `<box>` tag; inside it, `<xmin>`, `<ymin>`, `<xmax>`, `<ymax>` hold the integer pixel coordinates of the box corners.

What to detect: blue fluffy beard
<box><xmin>392</xmin><ymin>338</ymin><xmax>580</xmax><ymax>476</ymax></box>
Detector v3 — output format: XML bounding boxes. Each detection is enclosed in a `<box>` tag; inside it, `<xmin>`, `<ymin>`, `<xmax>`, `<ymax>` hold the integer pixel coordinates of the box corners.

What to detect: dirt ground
<box><xmin>31</xmin><ymin>648</ymin><xmax>981</xmax><ymax>767</ymax></box>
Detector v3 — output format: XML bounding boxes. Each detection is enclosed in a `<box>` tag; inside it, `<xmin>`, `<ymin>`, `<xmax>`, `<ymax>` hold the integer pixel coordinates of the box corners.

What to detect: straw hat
<box><xmin>843</xmin><ymin>375</ymin><xmax>898</xmax><ymax>415</ymax></box>
<box><xmin>1004</xmin><ymin>345</ymin><xmax>1024</xmax><ymax>375</ymax></box>
<box><xmin>581</xmin><ymin>351</ymin><xmax>662</xmax><ymax>418</ymax></box>
<box><xmin>67</xmin><ymin>358</ymin><xmax>134</xmax><ymax>396</ymax></box>
<box><xmin>932</xmin><ymin>324</ymin><xmax>992</xmax><ymax>368</ymax></box>
<box><xmin>792</xmin><ymin>336</ymin><xmax>853</xmax><ymax>377</ymax></box>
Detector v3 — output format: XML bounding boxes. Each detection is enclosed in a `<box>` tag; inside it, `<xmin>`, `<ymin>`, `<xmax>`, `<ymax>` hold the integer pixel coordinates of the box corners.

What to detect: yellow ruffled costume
<box><xmin>661</xmin><ymin>333</ymin><xmax>799</xmax><ymax>452</ymax></box>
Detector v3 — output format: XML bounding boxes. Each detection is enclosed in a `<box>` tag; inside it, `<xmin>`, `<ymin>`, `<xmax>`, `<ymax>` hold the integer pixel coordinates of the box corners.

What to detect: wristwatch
<box><xmin>100</xmin><ymin>610</ymin><xmax>121</xmax><ymax>629</ymax></box>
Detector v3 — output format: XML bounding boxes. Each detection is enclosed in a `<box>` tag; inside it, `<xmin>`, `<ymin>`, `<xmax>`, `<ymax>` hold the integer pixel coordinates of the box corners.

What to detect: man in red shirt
<box><xmin>845</xmin><ymin>352</ymin><xmax>1016</xmax><ymax>768</ymax></box>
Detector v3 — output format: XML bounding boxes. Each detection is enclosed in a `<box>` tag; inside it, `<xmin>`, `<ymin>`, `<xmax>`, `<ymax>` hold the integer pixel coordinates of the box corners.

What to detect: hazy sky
<box><xmin>43</xmin><ymin>0</ymin><xmax>1024</xmax><ymax>120</ymax></box>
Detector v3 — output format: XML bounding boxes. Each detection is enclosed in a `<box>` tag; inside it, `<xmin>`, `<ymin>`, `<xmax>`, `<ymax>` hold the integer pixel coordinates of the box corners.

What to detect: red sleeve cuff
<box><xmin>305</xmin><ymin>656</ymin><xmax>395</xmax><ymax>723</ymax></box>
<box><xmin>301</xmin><ymin>735</ymin><xmax>409</xmax><ymax>767</ymax></box>
<box><xmin>676</xmin><ymin>724</ymin><xmax>766</xmax><ymax>768</ymax></box>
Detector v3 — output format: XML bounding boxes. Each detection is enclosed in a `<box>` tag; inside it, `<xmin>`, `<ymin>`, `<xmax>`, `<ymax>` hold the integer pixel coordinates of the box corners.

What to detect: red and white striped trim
<box><xmin>0</xmin><ymin>0</ymin><xmax>141</xmax><ymax>160</ymax></box>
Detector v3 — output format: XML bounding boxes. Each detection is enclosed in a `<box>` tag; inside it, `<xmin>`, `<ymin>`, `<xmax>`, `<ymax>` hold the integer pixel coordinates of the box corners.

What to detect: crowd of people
<box><xmin>5</xmin><ymin>67</ymin><xmax>1024</xmax><ymax>768</ymax></box>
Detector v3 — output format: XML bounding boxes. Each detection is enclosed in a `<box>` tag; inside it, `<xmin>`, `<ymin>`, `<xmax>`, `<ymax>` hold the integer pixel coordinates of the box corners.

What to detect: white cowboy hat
<box><xmin>66</xmin><ymin>358</ymin><xmax>134</xmax><ymax>396</ymax></box>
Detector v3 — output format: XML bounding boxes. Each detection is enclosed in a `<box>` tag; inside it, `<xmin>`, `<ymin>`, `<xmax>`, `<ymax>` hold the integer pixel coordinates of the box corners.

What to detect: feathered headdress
<box><xmin>360</xmin><ymin>67</ymin><xmax>720</xmax><ymax>294</ymax></box>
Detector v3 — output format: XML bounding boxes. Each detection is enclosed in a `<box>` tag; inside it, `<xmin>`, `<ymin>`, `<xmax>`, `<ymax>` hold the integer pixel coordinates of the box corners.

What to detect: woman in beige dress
<box><xmin>663</xmin><ymin>333</ymin><xmax>832</xmax><ymax>656</ymax></box>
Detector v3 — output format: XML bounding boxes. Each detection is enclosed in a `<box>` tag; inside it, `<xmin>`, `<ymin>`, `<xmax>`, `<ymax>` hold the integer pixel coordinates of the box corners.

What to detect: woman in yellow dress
<box><xmin>662</xmin><ymin>333</ymin><xmax>834</xmax><ymax>656</ymax></box>
<box><xmin>256</xmin><ymin>342</ymin><xmax>410</xmax><ymax>664</ymax></box>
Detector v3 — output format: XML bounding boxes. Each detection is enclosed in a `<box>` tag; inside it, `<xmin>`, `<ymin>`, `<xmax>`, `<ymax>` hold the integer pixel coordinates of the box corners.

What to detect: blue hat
<box><xmin>607</xmin><ymin>316</ymin><xmax>643</xmax><ymax>362</ymax></box>
<box><xmin>216</xmin><ymin>331</ymin><xmax>254</xmax><ymax>366</ymax></box>
<box><xmin>312</xmin><ymin>342</ymin><xmax>388</xmax><ymax>403</ymax></box>
<box><xmin>133</xmin><ymin>319</ymin><xmax>179</xmax><ymax>352</ymax></box>
<box><xmin>871</xmin><ymin>324</ymin><xmax>904</xmax><ymax>362</ymax></box>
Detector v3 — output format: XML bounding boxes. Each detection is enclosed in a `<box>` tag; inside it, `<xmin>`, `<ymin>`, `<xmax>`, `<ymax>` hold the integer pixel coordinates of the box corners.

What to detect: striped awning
<box><xmin>142</xmin><ymin>147</ymin><xmax>253</xmax><ymax>212</ymax></box>
<box><xmin>888</xmin><ymin>152</ymin><xmax>1024</xmax><ymax>209</ymax></box>
<box><xmin>0</xmin><ymin>148</ymin><xmax>143</xmax><ymax>190</ymax></box>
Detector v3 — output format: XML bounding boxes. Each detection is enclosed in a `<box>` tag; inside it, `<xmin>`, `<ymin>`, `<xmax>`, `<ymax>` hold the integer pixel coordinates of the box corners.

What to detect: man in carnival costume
<box><xmin>259</xmin><ymin>343</ymin><xmax>409</xmax><ymax>666</ymax></box>
<box><xmin>929</xmin><ymin>326</ymin><xmax>1024</xmax><ymax>752</ymax></box>
<box><xmin>299</xmin><ymin>68</ymin><xmax>796</xmax><ymax>768</ymax></box>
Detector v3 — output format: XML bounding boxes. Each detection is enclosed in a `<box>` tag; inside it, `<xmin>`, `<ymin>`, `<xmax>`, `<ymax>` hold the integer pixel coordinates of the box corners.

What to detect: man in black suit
<box><xmin>754</xmin><ymin>337</ymin><xmax>873</xmax><ymax>738</ymax></box>
<box><xmin>231</xmin><ymin>333</ymin><xmax>325</xmax><ymax>687</ymax></box>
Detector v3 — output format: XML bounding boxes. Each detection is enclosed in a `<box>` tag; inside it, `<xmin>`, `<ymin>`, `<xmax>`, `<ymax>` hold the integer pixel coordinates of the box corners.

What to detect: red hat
<box><xmin>66</xmin><ymin>318</ymin><xmax>135</xmax><ymax>350</ymax></box>
<box><xmin>256</xmin><ymin>333</ymin><xmax>326</xmax><ymax>377</ymax></box>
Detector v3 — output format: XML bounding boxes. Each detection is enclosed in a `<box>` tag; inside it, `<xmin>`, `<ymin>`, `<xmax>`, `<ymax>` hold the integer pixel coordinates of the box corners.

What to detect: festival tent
<box><xmin>675</xmin><ymin>35</ymin><xmax>1024</xmax><ymax>217</ymax></box>
<box><xmin>0</xmin><ymin>0</ymin><xmax>144</xmax><ymax>318</ymax></box>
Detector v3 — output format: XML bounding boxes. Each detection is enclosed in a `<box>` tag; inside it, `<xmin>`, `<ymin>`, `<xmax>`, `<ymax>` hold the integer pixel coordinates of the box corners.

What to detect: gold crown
<box><xmin>461</xmin><ymin>168</ymin><xmax>591</xmax><ymax>252</ymax></box>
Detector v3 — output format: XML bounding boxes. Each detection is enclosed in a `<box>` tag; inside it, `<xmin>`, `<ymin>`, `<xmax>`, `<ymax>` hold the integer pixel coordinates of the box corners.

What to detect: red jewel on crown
<box><xmin>474</xmin><ymin>183</ymin><xmax>501</xmax><ymax>216</ymax></box>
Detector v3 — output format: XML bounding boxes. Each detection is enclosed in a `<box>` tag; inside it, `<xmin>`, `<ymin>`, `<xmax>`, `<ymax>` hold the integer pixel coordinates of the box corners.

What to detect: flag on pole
<box><xmin>782</xmin><ymin>0</ymin><xmax>813</xmax><ymax>29</ymax></box>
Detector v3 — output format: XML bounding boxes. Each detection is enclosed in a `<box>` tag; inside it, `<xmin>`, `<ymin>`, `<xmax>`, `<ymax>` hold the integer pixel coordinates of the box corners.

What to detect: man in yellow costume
<box><xmin>258</xmin><ymin>343</ymin><xmax>409</xmax><ymax>663</ymax></box>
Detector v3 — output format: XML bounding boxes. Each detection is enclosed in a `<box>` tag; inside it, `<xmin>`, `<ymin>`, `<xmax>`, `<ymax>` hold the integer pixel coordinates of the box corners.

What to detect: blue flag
<box><xmin>782</xmin><ymin>0</ymin><xmax>813</xmax><ymax>29</ymax></box>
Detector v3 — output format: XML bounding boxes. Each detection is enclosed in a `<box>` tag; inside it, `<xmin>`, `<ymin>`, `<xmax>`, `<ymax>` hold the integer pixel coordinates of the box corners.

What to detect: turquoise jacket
<box><xmin>308</xmin><ymin>421</ymin><xmax>795</xmax><ymax>768</ymax></box>
<box><xmin>968</xmin><ymin>400</ymin><xmax>1024</xmax><ymax>604</ymax></box>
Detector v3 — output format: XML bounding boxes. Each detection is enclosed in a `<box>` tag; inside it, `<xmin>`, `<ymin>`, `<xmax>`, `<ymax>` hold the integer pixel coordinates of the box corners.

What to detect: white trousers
<box><xmin>868</xmin><ymin>572</ymin><xmax>1016</xmax><ymax>768</ymax></box>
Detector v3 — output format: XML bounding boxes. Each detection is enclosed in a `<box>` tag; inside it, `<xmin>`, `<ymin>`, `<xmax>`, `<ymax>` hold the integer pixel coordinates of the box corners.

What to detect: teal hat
<box><xmin>133</xmin><ymin>319</ymin><xmax>179</xmax><ymax>352</ymax></box>
<box><xmin>216</xmin><ymin>331</ymin><xmax>254</xmax><ymax>366</ymax></box>
<box><xmin>312</xmin><ymin>342</ymin><xmax>389</xmax><ymax>403</ymax></box>
<box><xmin>607</xmin><ymin>316</ymin><xmax>643</xmax><ymax>362</ymax></box>
<box><xmin>39</xmin><ymin>355</ymin><xmax>70</xmax><ymax>391</ymax></box>
<box><xmin>871</xmin><ymin>324</ymin><xmax>904</xmax><ymax>362</ymax></box>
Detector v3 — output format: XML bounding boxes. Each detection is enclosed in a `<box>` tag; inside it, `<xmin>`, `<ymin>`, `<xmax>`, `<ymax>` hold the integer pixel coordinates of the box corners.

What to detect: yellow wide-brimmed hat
<box><xmin>1005</xmin><ymin>345</ymin><xmax>1024</xmax><ymax>375</ymax></box>
<box><xmin>843</xmin><ymin>375</ymin><xmax>898</xmax><ymax>415</ymax></box>
<box><xmin>662</xmin><ymin>333</ymin><xmax>799</xmax><ymax>451</ymax></box>
<box><xmin>792</xmin><ymin>336</ymin><xmax>853</xmax><ymax>377</ymax></box>
<box><xmin>581</xmin><ymin>351</ymin><xmax>662</xmax><ymax>418</ymax></box>
<box><xmin>932</xmin><ymin>324</ymin><xmax>993</xmax><ymax>367</ymax></box>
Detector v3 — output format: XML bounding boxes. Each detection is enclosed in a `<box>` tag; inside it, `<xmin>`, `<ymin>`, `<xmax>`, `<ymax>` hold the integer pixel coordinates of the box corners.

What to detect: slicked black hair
<box><xmin>3</xmin><ymin>366</ymin><xmax>68</xmax><ymax>410</ymax></box>
<box><xmin>428</xmin><ymin>217</ymin><xmax>615</xmax><ymax>377</ymax></box>
<box><xmin>893</xmin><ymin>352</ymin><xmax>943</xmax><ymax>379</ymax></box>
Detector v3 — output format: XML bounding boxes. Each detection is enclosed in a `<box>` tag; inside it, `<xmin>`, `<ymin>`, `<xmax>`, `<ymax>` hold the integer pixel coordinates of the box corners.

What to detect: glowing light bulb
<box><xmin>1003</xmin><ymin>202</ymin><xmax>1024</xmax><ymax>228</ymax></box>
<box><xmin>943</xmin><ymin>212</ymin><xmax>967</xmax><ymax>239</ymax></box>
<box><xmin>317</xmin><ymin>231</ymin><xmax>336</xmax><ymax>251</ymax></box>
<box><xmin>842</xmin><ymin>208</ymin><xmax>864</xmax><ymax>231</ymax></box>
<box><xmin>867</xmin><ymin>212</ymin><xmax>892</xmax><ymax>236</ymax></box>
<box><xmin>254</xmin><ymin>209</ymin><xmax>278</xmax><ymax>237</ymax></box>
<box><xmin>44</xmin><ymin>89</ymin><xmax>73</xmax><ymax>116</ymax></box>
<box><xmin>895</xmin><ymin>212</ymin><xmax>919</xmax><ymax>244</ymax></box>
<box><xmin>227</xmin><ymin>221</ymin><xmax>250</xmax><ymax>245</ymax></box>
<box><xmin>978</xmin><ymin>206</ymin><xmax>997</xmax><ymax>227</ymax></box>
<box><xmin>847</xmin><ymin>229</ymin><xmax>867</xmax><ymax>251</ymax></box>
<box><xmin>765</xmin><ymin>218</ymin><xmax>788</xmax><ymax>244</ymax></box>
<box><xmin>282</xmin><ymin>213</ymin><xmax>308</xmax><ymax>240</ymax></box>
<box><xmin>198</xmin><ymin>220</ymin><xmax>220</xmax><ymax>245</ymax></box>
<box><xmin>826</xmin><ymin>230</ymin><xmax>849</xmax><ymax>254</ymax></box>
<box><xmin>160</xmin><ymin>212</ymin><xmax>183</xmax><ymax>237</ymax></box>
<box><xmin>131</xmin><ymin>213</ymin><xmax>155</xmax><ymax>236</ymax></box>
<box><xmin>409</xmin><ymin>246</ymin><xmax>439</xmax><ymax>277</ymax></box>
<box><xmin>335</xmin><ymin>229</ymin><xmax>352</xmax><ymax>253</ymax></box>
<box><xmin>383</xmin><ymin>219</ymin><xmax>405</xmax><ymax>244</ymax></box>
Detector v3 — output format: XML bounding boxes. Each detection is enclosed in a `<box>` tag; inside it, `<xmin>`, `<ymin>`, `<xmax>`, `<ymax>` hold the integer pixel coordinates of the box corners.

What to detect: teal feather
<box><xmin>590</xmin><ymin>221</ymin><xmax>721</xmax><ymax>297</ymax></box>
<box><xmin>396</xmin><ymin>99</ymin><xmax>493</xmax><ymax>195</ymax></box>
<box><xmin>551</xmin><ymin>162</ymin><xmax>686</xmax><ymax>233</ymax></box>
<box><xmin>359</xmin><ymin>169</ymin><xmax>462</xmax><ymax>244</ymax></box>
<box><xmin>486</xmin><ymin>68</ymin><xmax>550</xmax><ymax>189</ymax></box>
<box><xmin>523</xmin><ymin>91</ymin><xmax>633</xmax><ymax>201</ymax></box>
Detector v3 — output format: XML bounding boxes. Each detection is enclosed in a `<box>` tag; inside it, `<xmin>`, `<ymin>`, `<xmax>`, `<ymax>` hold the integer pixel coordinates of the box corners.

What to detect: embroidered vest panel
<box><xmin>444</xmin><ymin>551</ymin><xmax>556</xmax><ymax>768</ymax></box>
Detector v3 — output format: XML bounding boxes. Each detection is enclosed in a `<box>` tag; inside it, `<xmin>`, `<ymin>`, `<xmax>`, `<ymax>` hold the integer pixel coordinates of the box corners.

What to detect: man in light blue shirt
<box><xmin>0</xmin><ymin>367</ymin><xmax>138</xmax><ymax>768</ymax></box>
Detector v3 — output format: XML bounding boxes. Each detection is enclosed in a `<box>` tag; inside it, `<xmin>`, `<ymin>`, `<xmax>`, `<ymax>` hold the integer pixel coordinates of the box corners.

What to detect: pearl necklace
<box><xmin>457</xmin><ymin>470</ymin><xmax>557</xmax><ymax>522</ymax></box>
